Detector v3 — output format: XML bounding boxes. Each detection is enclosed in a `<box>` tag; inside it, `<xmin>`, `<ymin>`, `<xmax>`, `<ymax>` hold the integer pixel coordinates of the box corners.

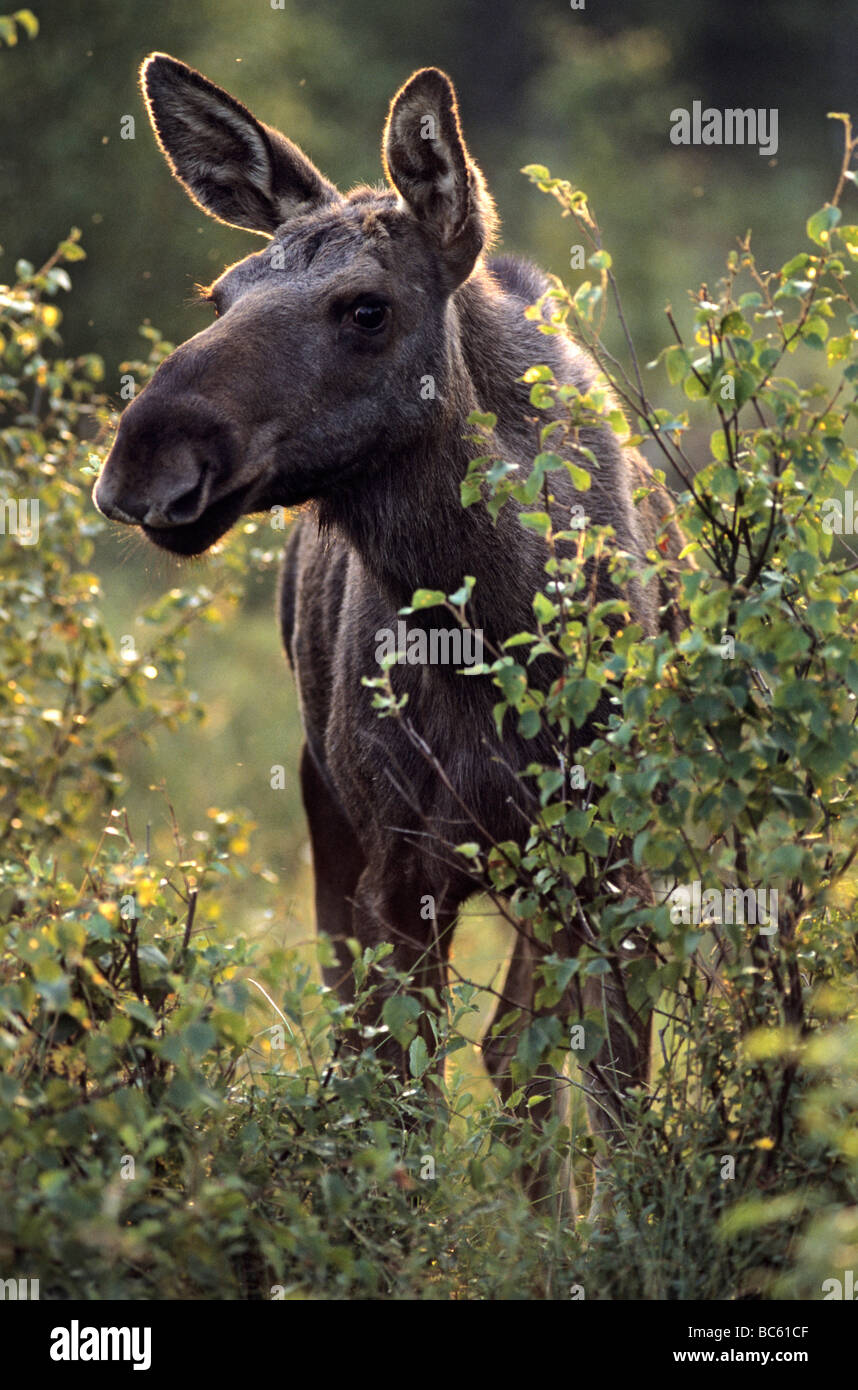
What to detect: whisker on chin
<box><xmin>186</xmin><ymin>282</ymin><xmax>216</xmax><ymax>310</ymax></box>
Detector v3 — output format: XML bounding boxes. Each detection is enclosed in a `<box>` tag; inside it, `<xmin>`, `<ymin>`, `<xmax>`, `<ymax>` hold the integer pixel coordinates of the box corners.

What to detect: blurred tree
<box><xmin>2</xmin><ymin>0</ymin><xmax>855</xmax><ymax>379</ymax></box>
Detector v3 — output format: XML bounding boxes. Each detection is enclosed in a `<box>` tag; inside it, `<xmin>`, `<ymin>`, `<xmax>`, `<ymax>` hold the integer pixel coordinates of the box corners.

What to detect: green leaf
<box><xmin>514</xmin><ymin>1016</ymin><xmax>562</xmax><ymax>1071</ymax></box>
<box><xmin>521</xmin><ymin>164</ymin><xmax>551</xmax><ymax>182</ymax></box>
<box><xmin>409</xmin><ymin>1035</ymin><xmax>430</xmax><ymax>1078</ymax></box>
<box><xmin>780</xmin><ymin>253</ymin><xmax>811</xmax><ymax>277</ymax></box>
<box><xmin>565</xmin><ymin>677</ymin><xmax>601</xmax><ymax>728</ymax></box>
<box><xmin>665</xmin><ymin>346</ymin><xmax>693</xmax><ymax>386</ymax></box>
<box><xmin>382</xmin><ymin>994</ymin><xmax>422</xmax><ymax>1048</ymax></box>
<box><xmin>533</xmin><ymin>591</ymin><xmax>557</xmax><ymax>624</ymax></box>
<box><xmin>519</xmin><ymin>510</ymin><xmax>552</xmax><ymax>534</ymax></box>
<box><xmin>582</xmin><ymin>824</ymin><xmax>609</xmax><ymax>856</ymax></box>
<box><xmin>13</xmin><ymin>9</ymin><xmax>38</xmax><ymax>38</ymax></box>
<box><xmin>404</xmin><ymin>588</ymin><xmax>446</xmax><ymax>612</ymax></box>
<box><xmin>467</xmin><ymin>409</ymin><xmax>497</xmax><ymax>429</ymax></box>
<box><xmin>496</xmin><ymin>663</ymin><xmax>528</xmax><ymax>704</ymax></box>
<box><xmin>806</xmin><ymin>205</ymin><xmax>841</xmax><ymax>246</ymax></box>
<box><xmin>826</xmin><ymin>335</ymin><xmax>852</xmax><ymax>365</ymax></box>
<box><xmin>448</xmin><ymin>577</ymin><xmax>475</xmax><ymax>605</ymax></box>
<box><xmin>839</xmin><ymin>225</ymin><xmax>858</xmax><ymax>259</ymax></box>
<box><xmin>683</xmin><ymin>372</ymin><xmax>709</xmax><ymax>400</ymax></box>
<box><xmin>517</xmin><ymin>705</ymin><xmax>542</xmax><ymax>738</ymax></box>
<box><xmin>124</xmin><ymin>999</ymin><xmax>157</xmax><ymax>1028</ymax></box>
<box><xmin>719</xmin><ymin>310</ymin><xmax>749</xmax><ymax>337</ymax></box>
<box><xmin>185</xmin><ymin>1020</ymin><xmax>216</xmax><ymax>1057</ymax></box>
<box><xmin>564</xmin><ymin>461</ymin><xmax>592</xmax><ymax>491</ymax></box>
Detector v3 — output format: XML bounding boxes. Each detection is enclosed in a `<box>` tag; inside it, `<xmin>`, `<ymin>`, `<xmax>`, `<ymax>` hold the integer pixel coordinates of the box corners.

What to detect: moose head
<box><xmin>94</xmin><ymin>55</ymin><xmax>498</xmax><ymax>555</ymax></box>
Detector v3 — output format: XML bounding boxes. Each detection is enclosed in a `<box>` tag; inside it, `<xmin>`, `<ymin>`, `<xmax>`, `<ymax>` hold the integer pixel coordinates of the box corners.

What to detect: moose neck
<box><xmin>317</xmin><ymin>270</ymin><xmax>544</xmax><ymax>649</ymax></box>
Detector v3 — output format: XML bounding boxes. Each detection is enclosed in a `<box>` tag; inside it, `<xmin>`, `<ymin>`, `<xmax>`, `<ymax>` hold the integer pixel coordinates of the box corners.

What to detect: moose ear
<box><xmin>140</xmin><ymin>53</ymin><xmax>339</xmax><ymax>235</ymax></box>
<box><xmin>382</xmin><ymin>67</ymin><xmax>497</xmax><ymax>288</ymax></box>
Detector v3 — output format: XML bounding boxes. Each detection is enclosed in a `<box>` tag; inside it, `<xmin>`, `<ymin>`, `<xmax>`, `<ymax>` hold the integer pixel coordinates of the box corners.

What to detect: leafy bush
<box><xmin>368</xmin><ymin>115</ymin><xmax>858</xmax><ymax>1298</ymax></box>
<box><xmin>0</xmin><ymin>236</ymin><xmax>583</xmax><ymax>1300</ymax></box>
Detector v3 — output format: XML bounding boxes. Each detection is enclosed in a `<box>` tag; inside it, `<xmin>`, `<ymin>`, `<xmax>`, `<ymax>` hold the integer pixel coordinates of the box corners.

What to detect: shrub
<box><xmin>366</xmin><ymin>114</ymin><xmax>858</xmax><ymax>1298</ymax></box>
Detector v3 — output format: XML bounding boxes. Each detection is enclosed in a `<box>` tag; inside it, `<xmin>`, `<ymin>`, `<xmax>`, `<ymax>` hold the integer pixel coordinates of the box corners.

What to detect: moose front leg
<box><xmin>482</xmin><ymin>929</ymin><xmax>574</xmax><ymax>1218</ymax></box>
<box><xmin>578</xmin><ymin>962</ymin><xmax>653</xmax><ymax>1220</ymax></box>
<box><xmin>482</xmin><ymin>914</ymin><xmax>653</xmax><ymax>1222</ymax></box>
<box><xmin>348</xmin><ymin>866</ymin><xmax>459</xmax><ymax>1085</ymax></box>
<box><xmin>301</xmin><ymin>744</ymin><xmax>459</xmax><ymax>1086</ymax></box>
<box><xmin>300</xmin><ymin>744</ymin><xmax>366</xmax><ymax>1006</ymax></box>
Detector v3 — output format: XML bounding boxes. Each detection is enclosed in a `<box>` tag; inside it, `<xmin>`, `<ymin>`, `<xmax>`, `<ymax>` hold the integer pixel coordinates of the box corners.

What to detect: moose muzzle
<box><xmin>94</xmin><ymin>385</ymin><xmax>242</xmax><ymax>541</ymax></box>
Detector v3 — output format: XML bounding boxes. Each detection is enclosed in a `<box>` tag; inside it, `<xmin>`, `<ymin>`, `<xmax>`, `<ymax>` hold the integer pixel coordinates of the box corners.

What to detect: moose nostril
<box><xmin>144</xmin><ymin>467</ymin><xmax>211</xmax><ymax>527</ymax></box>
<box><xmin>171</xmin><ymin>477</ymin><xmax>205</xmax><ymax>521</ymax></box>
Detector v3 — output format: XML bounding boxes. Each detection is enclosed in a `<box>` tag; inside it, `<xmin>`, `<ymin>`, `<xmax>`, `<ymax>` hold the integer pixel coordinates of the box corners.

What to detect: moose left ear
<box><xmin>382</xmin><ymin>67</ymin><xmax>497</xmax><ymax>288</ymax></box>
<box><xmin>141</xmin><ymin>53</ymin><xmax>339</xmax><ymax>235</ymax></box>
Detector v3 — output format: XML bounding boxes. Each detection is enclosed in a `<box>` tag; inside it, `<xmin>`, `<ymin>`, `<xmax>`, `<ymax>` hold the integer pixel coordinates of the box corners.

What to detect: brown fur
<box><xmin>95</xmin><ymin>56</ymin><xmax>684</xmax><ymax>1215</ymax></box>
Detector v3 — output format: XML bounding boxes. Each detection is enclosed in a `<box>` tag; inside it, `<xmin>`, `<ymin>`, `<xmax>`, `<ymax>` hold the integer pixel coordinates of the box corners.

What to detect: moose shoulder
<box><xmin>94</xmin><ymin>55</ymin><xmax>684</xmax><ymax>1215</ymax></box>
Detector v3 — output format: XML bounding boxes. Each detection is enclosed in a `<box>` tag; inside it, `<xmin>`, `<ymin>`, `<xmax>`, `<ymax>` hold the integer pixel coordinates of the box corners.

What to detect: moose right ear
<box><xmin>140</xmin><ymin>53</ymin><xmax>339</xmax><ymax>235</ymax></box>
<box><xmin>383</xmin><ymin>67</ymin><xmax>497</xmax><ymax>288</ymax></box>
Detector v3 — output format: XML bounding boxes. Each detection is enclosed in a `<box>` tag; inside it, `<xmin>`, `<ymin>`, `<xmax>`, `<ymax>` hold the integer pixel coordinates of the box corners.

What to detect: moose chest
<box><xmin>283</xmin><ymin>523</ymin><xmax>529</xmax><ymax>871</ymax></box>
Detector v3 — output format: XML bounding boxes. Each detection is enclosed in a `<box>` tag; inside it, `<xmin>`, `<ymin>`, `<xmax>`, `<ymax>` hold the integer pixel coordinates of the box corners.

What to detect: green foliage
<box><xmin>368</xmin><ymin>118</ymin><xmax>858</xmax><ymax>1298</ymax></box>
<box><xmin>488</xmin><ymin>119</ymin><xmax>858</xmax><ymax>1296</ymax></box>
<box><xmin>0</xmin><ymin>236</ymin><xmax>254</xmax><ymax>857</ymax></box>
<box><xmin>0</xmin><ymin>9</ymin><xmax>37</xmax><ymax>47</ymax></box>
<box><xmin>0</xmin><ymin>236</ymin><xmax>586</xmax><ymax>1301</ymax></box>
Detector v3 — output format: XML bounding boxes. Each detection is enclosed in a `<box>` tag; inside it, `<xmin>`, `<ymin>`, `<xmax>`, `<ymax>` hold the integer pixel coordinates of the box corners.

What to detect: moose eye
<box><xmin>350</xmin><ymin>299</ymin><xmax>389</xmax><ymax>333</ymax></box>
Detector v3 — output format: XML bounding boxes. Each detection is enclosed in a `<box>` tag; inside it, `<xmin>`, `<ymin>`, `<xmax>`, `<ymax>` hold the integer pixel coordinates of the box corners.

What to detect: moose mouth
<box><xmin>141</xmin><ymin>481</ymin><xmax>258</xmax><ymax>556</ymax></box>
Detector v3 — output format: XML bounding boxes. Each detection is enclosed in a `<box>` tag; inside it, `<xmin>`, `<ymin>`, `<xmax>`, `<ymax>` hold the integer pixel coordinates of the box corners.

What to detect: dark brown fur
<box><xmin>95</xmin><ymin>55</ymin><xmax>684</xmax><ymax>1215</ymax></box>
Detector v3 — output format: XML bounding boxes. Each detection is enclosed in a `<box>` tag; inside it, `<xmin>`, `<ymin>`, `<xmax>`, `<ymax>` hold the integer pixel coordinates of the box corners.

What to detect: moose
<box><xmin>95</xmin><ymin>54</ymin><xmax>684</xmax><ymax>1216</ymax></box>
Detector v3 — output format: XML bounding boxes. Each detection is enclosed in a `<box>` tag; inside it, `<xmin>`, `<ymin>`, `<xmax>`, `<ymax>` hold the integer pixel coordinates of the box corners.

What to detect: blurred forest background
<box><xmin>2</xmin><ymin>0</ymin><xmax>856</xmax><ymax>1049</ymax></box>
